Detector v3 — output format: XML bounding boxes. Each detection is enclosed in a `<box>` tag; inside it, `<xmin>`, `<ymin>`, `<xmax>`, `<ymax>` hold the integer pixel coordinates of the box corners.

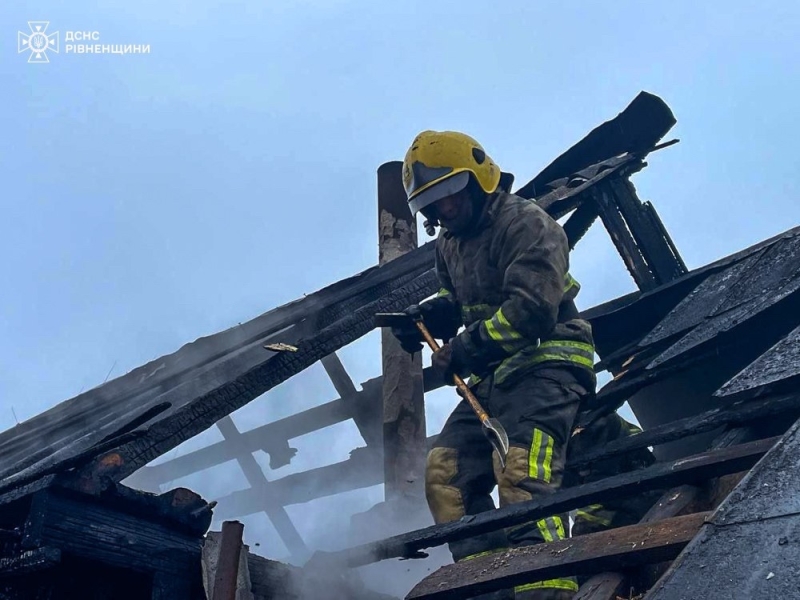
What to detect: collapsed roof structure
<box><xmin>0</xmin><ymin>92</ymin><xmax>797</xmax><ymax>600</ymax></box>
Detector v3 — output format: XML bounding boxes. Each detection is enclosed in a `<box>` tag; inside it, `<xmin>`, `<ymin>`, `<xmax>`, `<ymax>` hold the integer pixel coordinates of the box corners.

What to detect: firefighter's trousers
<box><xmin>425</xmin><ymin>366</ymin><xmax>592</xmax><ymax>600</ymax></box>
<box><xmin>568</xmin><ymin>413</ymin><xmax>660</xmax><ymax>537</ymax></box>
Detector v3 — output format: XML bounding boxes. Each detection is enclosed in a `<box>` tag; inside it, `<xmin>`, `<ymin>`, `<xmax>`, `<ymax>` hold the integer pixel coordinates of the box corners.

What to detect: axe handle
<box><xmin>414</xmin><ymin>321</ymin><xmax>491</xmax><ymax>424</ymax></box>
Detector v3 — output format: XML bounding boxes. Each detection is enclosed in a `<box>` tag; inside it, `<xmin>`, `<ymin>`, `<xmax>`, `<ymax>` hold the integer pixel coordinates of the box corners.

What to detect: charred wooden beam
<box><xmin>592</xmin><ymin>183</ymin><xmax>657</xmax><ymax>291</ymax></box>
<box><xmin>643</xmin><ymin>200</ymin><xmax>688</xmax><ymax>274</ymax></box>
<box><xmin>607</xmin><ymin>178</ymin><xmax>686</xmax><ymax>285</ymax></box>
<box><xmin>212</xmin><ymin>434</ymin><xmax>449</xmax><ymax>516</ymax></box>
<box><xmin>309</xmin><ymin>436</ymin><xmax>776</xmax><ymax>569</ymax></box>
<box><xmin>19</xmin><ymin>481</ymin><xmax>213</xmax><ymax>545</ymax></box>
<box><xmin>517</xmin><ymin>91</ymin><xmax>676</xmax><ymax>198</ymax></box>
<box><xmin>212</xmin><ymin>521</ymin><xmax>245</xmax><ymax>600</ymax></box>
<box><xmin>19</xmin><ymin>489</ymin><xmax>203</xmax><ymax>576</ymax></box>
<box><xmin>534</xmin><ymin>155</ymin><xmax>644</xmax><ymax>220</ymax></box>
<box><xmin>0</xmin><ymin>236</ymin><xmax>439</xmax><ymax>498</ymax></box>
<box><xmin>212</xmin><ymin>446</ymin><xmax>384</xmax><ymax>519</ymax></box>
<box><xmin>96</xmin><ymin>484</ymin><xmax>213</xmax><ymax>537</ymax></box>
<box><xmin>81</xmin><ymin>267</ymin><xmax>440</xmax><ymax>484</ymax></box>
<box><xmin>378</xmin><ymin>161</ymin><xmax>427</xmax><ymax>505</ymax></box>
<box><xmin>216</xmin><ymin>417</ymin><xmax>307</xmax><ymax>559</ymax></box>
<box><xmin>133</xmin><ymin>368</ymin><xmax>445</xmax><ymax>490</ymax></box>
<box><xmin>321</xmin><ymin>353</ymin><xmax>382</xmax><ymax>448</ymax></box>
<box><xmin>563</xmin><ymin>201</ymin><xmax>599</xmax><ymax>250</ymax></box>
<box><xmin>569</xmin><ymin>391</ymin><xmax>800</xmax><ymax>472</ymax></box>
<box><xmin>406</xmin><ymin>512</ymin><xmax>708</xmax><ymax>600</ymax></box>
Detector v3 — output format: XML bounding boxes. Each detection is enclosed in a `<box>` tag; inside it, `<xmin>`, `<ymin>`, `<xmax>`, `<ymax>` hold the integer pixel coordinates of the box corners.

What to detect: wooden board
<box><xmin>406</xmin><ymin>512</ymin><xmax>708</xmax><ymax>600</ymax></box>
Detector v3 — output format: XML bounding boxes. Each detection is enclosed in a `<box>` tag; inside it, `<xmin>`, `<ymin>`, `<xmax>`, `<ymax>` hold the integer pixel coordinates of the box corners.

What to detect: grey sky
<box><xmin>2</xmin><ymin>0</ymin><xmax>799</xmax><ymax>594</ymax></box>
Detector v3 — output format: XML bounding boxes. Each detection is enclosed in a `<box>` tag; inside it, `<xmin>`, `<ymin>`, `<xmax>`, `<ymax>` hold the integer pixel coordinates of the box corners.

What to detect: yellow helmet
<box><xmin>402</xmin><ymin>130</ymin><xmax>502</xmax><ymax>216</ymax></box>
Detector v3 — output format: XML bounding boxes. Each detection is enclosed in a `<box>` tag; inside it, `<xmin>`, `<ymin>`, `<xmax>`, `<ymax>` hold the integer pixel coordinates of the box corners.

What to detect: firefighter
<box><xmin>391</xmin><ymin>130</ymin><xmax>595</xmax><ymax>600</ymax></box>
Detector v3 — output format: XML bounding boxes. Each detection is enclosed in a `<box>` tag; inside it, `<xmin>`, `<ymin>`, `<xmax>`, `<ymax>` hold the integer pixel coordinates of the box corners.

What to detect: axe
<box><xmin>374</xmin><ymin>312</ymin><xmax>510</xmax><ymax>469</ymax></box>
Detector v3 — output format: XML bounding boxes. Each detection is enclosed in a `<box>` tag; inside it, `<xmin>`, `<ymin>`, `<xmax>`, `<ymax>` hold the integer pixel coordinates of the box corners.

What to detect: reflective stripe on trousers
<box><xmin>459</xmin><ymin>549</ymin><xmax>578</xmax><ymax>595</ymax></box>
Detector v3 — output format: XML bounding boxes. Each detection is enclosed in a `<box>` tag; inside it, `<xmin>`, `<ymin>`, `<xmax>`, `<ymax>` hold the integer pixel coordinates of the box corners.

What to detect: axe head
<box><xmin>374</xmin><ymin>312</ymin><xmax>417</xmax><ymax>329</ymax></box>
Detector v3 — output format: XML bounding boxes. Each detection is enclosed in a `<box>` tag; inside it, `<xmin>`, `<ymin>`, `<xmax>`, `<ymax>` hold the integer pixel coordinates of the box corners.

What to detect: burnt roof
<box><xmin>588</xmin><ymin>227</ymin><xmax>800</xmax><ymax>386</ymax></box>
<box><xmin>644</xmin><ymin>418</ymin><xmax>800</xmax><ymax>600</ymax></box>
<box><xmin>0</xmin><ymin>91</ymin><xmax>682</xmax><ymax>503</ymax></box>
<box><xmin>0</xmin><ymin>244</ymin><xmax>436</xmax><ymax>502</ymax></box>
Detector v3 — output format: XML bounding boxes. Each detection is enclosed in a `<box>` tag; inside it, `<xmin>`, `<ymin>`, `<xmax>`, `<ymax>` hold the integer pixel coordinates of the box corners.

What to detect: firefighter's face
<box><xmin>433</xmin><ymin>188</ymin><xmax>474</xmax><ymax>234</ymax></box>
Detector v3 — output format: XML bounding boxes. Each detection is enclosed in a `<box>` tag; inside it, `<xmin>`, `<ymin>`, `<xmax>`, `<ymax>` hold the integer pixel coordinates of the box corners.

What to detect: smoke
<box><xmin>121</xmin><ymin>331</ymin><xmax>463</xmax><ymax>600</ymax></box>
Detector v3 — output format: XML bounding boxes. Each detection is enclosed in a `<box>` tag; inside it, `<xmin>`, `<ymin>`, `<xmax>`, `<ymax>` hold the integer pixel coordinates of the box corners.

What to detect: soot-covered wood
<box><xmin>406</xmin><ymin>513</ymin><xmax>707</xmax><ymax>600</ymax></box>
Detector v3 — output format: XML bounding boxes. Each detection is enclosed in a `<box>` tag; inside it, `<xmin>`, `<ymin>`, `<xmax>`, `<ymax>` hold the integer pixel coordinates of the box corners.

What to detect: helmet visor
<box><xmin>408</xmin><ymin>171</ymin><xmax>471</xmax><ymax>216</ymax></box>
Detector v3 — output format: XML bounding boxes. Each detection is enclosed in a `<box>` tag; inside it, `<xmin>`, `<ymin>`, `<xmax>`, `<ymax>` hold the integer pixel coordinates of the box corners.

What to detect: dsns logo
<box><xmin>18</xmin><ymin>21</ymin><xmax>59</xmax><ymax>63</ymax></box>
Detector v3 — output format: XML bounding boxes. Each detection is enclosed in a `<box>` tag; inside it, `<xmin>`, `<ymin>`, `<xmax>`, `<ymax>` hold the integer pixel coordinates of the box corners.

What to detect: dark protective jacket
<box><xmin>434</xmin><ymin>189</ymin><xmax>595</xmax><ymax>389</ymax></box>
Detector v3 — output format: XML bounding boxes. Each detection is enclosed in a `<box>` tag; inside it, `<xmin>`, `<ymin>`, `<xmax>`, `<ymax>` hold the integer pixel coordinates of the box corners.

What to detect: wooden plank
<box><xmin>321</xmin><ymin>353</ymin><xmax>381</xmax><ymax>448</ymax></box>
<box><xmin>212</xmin><ymin>521</ymin><xmax>245</xmax><ymax>600</ymax></box>
<box><xmin>378</xmin><ymin>162</ymin><xmax>427</xmax><ymax>505</ymax></box>
<box><xmin>137</xmin><ymin>367</ymin><xmax>444</xmax><ymax>489</ymax></box>
<box><xmin>563</xmin><ymin>201</ymin><xmax>599</xmax><ymax>250</ymax></box>
<box><xmin>592</xmin><ymin>184</ymin><xmax>657</xmax><ymax>291</ymax></box>
<box><xmin>38</xmin><ymin>490</ymin><xmax>202</xmax><ymax>575</ymax></box>
<box><xmin>405</xmin><ymin>512</ymin><xmax>708</xmax><ymax>600</ymax></box>
<box><xmin>569</xmin><ymin>392</ymin><xmax>800</xmax><ymax>471</ymax></box>
<box><xmin>608</xmin><ymin>177</ymin><xmax>685</xmax><ymax>285</ymax></box>
<box><xmin>574</xmin><ymin>485</ymin><xmax>701</xmax><ymax>599</ymax></box>
<box><xmin>138</xmin><ymin>399</ymin><xmax>350</xmax><ymax>487</ymax></box>
<box><xmin>308</xmin><ymin>436</ymin><xmax>776</xmax><ymax>569</ymax></box>
<box><xmin>216</xmin><ymin>417</ymin><xmax>307</xmax><ymax>559</ymax></box>
<box><xmin>320</xmin><ymin>353</ymin><xmax>359</xmax><ymax>399</ymax></box>
<box><xmin>643</xmin><ymin>200</ymin><xmax>688</xmax><ymax>274</ymax></box>
<box><xmin>534</xmin><ymin>155</ymin><xmax>643</xmax><ymax>220</ymax></box>
<box><xmin>573</xmin><ymin>577</ymin><xmax>628</xmax><ymax>600</ymax></box>
<box><xmin>212</xmin><ymin>447</ymin><xmax>384</xmax><ymax>518</ymax></box>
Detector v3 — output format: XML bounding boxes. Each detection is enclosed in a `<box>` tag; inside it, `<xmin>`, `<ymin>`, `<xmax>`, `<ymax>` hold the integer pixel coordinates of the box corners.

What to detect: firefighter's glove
<box><xmin>412</xmin><ymin>297</ymin><xmax>461</xmax><ymax>340</ymax></box>
<box><xmin>391</xmin><ymin>298</ymin><xmax>461</xmax><ymax>355</ymax></box>
<box><xmin>391</xmin><ymin>318</ymin><xmax>424</xmax><ymax>354</ymax></box>
<box><xmin>432</xmin><ymin>338</ymin><xmax>471</xmax><ymax>386</ymax></box>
